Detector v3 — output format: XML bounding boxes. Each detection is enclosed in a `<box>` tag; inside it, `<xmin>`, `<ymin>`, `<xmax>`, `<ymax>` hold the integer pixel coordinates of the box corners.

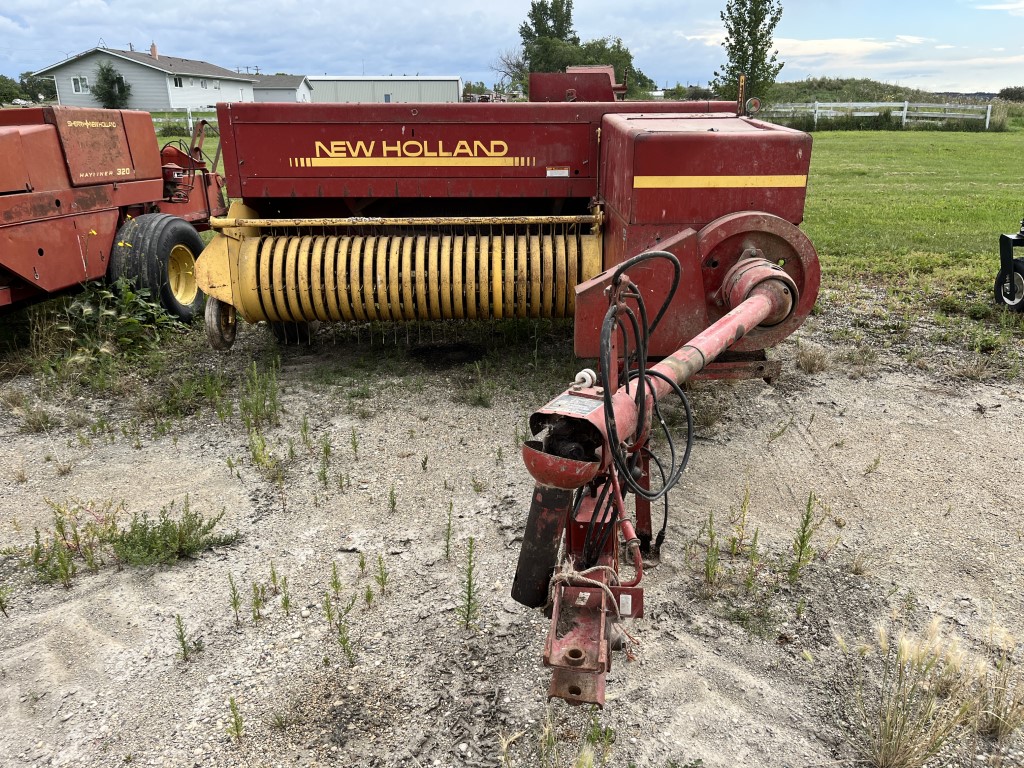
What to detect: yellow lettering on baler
<box><xmin>297</xmin><ymin>136</ymin><xmax>525</xmax><ymax>167</ymax></box>
<box><xmin>348</xmin><ymin>141</ymin><xmax>374</xmax><ymax>157</ymax></box>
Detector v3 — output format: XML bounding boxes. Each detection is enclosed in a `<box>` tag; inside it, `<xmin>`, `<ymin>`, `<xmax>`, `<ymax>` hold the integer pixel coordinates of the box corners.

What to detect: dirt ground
<box><xmin>0</xmin><ymin>301</ymin><xmax>1022</xmax><ymax>768</ymax></box>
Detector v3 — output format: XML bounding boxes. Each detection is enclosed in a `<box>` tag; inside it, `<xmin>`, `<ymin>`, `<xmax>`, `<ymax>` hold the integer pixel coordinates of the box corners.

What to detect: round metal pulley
<box><xmin>697</xmin><ymin>212</ymin><xmax>820</xmax><ymax>352</ymax></box>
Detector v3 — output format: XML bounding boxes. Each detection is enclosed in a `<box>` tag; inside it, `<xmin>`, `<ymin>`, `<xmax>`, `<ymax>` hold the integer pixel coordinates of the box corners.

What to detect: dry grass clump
<box><xmin>841</xmin><ymin>620</ymin><xmax>1024</xmax><ymax>767</ymax></box>
<box><xmin>796</xmin><ymin>341</ymin><xmax>829</xmax><ymax>374</ymax></box>
<box><xmin>842</xmin><ymin>619</ymin><xmax>975</xmax><ymax>768</ymax></box>
<box><xmin>975</xmin><ymin>628</ymin><xmax>1024</xmax><ymax>745</ymax></box>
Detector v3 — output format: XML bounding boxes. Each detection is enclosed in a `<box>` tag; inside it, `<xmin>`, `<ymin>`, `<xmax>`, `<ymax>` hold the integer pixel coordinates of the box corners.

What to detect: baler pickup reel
<box><xmin>511</xmin><ymin>235</ymin><xmax>816</xmax><ymax>707</ymax></box>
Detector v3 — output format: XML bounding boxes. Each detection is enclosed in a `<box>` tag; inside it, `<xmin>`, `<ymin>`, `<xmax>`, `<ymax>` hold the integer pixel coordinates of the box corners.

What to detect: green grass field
<box><xmin>804</xmin><ymin>130</ymin><xmax>1022</xmax><ymax>285</ymax></box>
<box><xmin>800</xmin><ymin>127</ymin><xmax>1024</xmax><ymax>371</ymax></box>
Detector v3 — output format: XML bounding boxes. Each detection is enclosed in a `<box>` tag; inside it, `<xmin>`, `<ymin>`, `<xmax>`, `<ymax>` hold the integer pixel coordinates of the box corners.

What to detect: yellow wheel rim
<box><xmin>168</xmin><ymin>243</ymin><xmax>199</xmax><ymax>306</ymax></box>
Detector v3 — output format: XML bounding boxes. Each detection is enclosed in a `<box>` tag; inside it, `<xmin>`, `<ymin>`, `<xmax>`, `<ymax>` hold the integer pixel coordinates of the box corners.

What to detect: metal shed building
<box><xmin>308</xmin><ymin>76</ymin><xmax>462</xmax><ymax>104</ymax></box>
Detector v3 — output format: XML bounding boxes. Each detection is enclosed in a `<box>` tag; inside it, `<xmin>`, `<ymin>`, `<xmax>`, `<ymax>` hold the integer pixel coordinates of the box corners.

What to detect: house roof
<box><xmin>34</xmin><ymin>47</ymin><xmax>257</xmax><ymax>82</ymax></box>
<box><xmin>253</xmin><ymin>74</ymin><xmax>311</xmax><ymax>90</ymax></box>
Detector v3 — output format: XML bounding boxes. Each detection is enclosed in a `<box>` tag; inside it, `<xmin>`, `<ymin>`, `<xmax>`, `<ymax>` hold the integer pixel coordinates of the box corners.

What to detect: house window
<box><xmin>72</xmin><ymin>76</ymin><xmax>90</xmax><ymax>94</ymax></box>
<box><xmin>384</xmin><ymin>93</ymin><xmax>391</xmax><ymax>103</ymax></box>
<box><xmin>201</xmin><ymin>79</ymin><xmax>207</xmax><ymax>89</ymax></box>
<box><xmin>189</xmin><ymin>78</ymin><xmax>195</xmax><ymax>87</ymax></box>
<box><xmin>213</xmin><ymin>80</ymin><xmax>220</xmax><ymax>90</ymax></box>
<box><xmin>173</xmin><ymin>76</ymin><xmax>183</xmax><ymax>88</ymax></box>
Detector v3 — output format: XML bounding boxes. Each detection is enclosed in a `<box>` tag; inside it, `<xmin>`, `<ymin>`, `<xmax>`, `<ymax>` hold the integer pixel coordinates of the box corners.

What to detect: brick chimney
<box><xmin>150</xmin><ymin>42</ymin><xmax>158</xmax><ymax>60</ymax></box>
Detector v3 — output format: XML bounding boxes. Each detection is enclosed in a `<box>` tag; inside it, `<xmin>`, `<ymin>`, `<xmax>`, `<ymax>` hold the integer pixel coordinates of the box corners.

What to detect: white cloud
<box><xmin>775</xmin><ymin>37</ymin><xmax>914</xmax><ymax>60</ymax></box>
<box><xmin>975</xmin><ymin>1</ymin><xmax>1024</xmax><ymax>14</ymax></box>
<box><xmin>677</xmin><ymin>31</ymin><xmax>723</xmax><ymax>47</ymax></box>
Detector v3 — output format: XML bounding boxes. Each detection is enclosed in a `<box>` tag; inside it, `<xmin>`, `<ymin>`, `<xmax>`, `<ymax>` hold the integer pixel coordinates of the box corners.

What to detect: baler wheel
<box><xmin>110</xmin><ymin>214</ymin><xmax>205</xmax><ymax>322</ymax></box>
<box><xmin>994</xmin><ymin>259</ymin><xmax>1024</xmax><ymax>313</ymax></box>
<box><xmin>205</xmin><ymin>296</ymin><xmax>237</xmax><ymax>351</ymax></box>
<box><xmin>269</xmin><ymin>321</ymin><xmax>314</xmax><ymax>346</ymax></box>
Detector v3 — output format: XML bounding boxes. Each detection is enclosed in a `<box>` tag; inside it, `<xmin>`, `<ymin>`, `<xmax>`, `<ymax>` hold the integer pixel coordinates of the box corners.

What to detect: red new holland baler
<box><xmin>0</xmin><ymin>106</ymin><xmax>226</xmax><ymax>319</ymax></box>
<box><xmin>195</xmin><ymin>74</ymin><xmax>820</xmax><ymax>705</ymax></box>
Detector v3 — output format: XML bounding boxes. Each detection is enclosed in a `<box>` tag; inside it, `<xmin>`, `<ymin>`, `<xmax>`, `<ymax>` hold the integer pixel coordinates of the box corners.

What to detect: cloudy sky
<box><xmin>2</xmin><ymin>0</ymin><xmax>1022</xmax><ymax>94</ymax></box>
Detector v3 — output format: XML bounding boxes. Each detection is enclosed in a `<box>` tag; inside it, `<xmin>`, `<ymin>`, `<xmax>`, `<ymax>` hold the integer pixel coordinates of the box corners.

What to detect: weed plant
<box><xmin>444</xmin><ymin>501</ymin><xmax>454</xmax><ymax>562</ymax></box>
<box><xmin>251</xmin><ymin>582</ymin><xmax>267</xmax><ymax>624</ymax></box>
<box><xmin>337</xmin><ymin>620</ymin><xmax>356</xmax><ymax>666</ymax></box>
<box><xmin>788</xmin><ymin>492</ymin><xmax>825</xmax><ymax>584</ymax></box>
<box><xmin>29</xmin><ymin>280</ymin><xmax>181</xmax><ymax>389</ymax></box>
<box><xmin>228</xmin><ymin>574</ymin><xmax>242</xmax><ymax>624</ymax></box>
<box><xmin>280</xmin><ymin>576</ymin><xmax>291</xmax><ymax>615</ymax></box>
<box><xmin>330</xmin><ymin>562</ymin><xmax>342</xmax><ymax>599</ymax></box>
<box><xmin>374</xmin><ymin>554</ymin><xmax>389</xmax><ymax>595</ymax></box>
<box><xmin>113</xmin><ymin>498</ymin><xmax>238</xmax><ymax>566</ymax></box>
<box><xmin>975</xmin><ymin>640</ymin><xmax>1024</xmax><ymax>744</ymax></box>
<box><xmin>19</xmin><ymin>495</ymin><xmax>237</xmax><ymax>585</ymax></box>
<box><xmin>226</xmin><ymin>697</ymin><xmax>244</xmax><ymax>742</ymax></box>
<box><xmin>842</xmin><ymin>621</ymin><xmax>975</xmax><ymax>768</ymax></box>
<box><xmin>457</xmin><ymin>537</ymin><xmax>481</xmax><ymax>629</ymax></box>
<box><xmin>174</xmin><ymin>614</ymin><xmax>203</xmax><ymax>661</ymax></box>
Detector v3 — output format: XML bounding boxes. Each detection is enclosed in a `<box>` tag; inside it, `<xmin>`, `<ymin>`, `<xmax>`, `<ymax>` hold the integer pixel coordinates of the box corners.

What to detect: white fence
<box><xmin>762</xmin><ymin>101</ymin><xmax>993</xmax><ymax>129</ymax></box>
<box><xmin>150</xmin><ymin>108</ymin><xmax>218</xmax><ymax>134</ymax></box>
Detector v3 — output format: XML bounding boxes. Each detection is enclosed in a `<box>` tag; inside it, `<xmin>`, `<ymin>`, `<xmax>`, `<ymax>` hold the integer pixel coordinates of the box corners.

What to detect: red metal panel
<box><xmin>0</xmin><ymin>108</ymin><xmax>48</xmax><ymax>127</ymax></box>
<box><xmin>0</xmin><ymin>125</ymin><xmax>69</xmax><ymax>195</ymax></box>
<box><xmin>578</xmin><ymin>228</ymin><xmax>709</xmax><ymax>358</ymax></box>
<box><xmin>601</xmin><ymin>113</ymin><xmax>812</xmax><ymax>227</ymax></box>
<box><xmin>46</xmin><ymin>107</ymin><xmax>138</xmax><ymax>187</ymax></box>
<box><xmin>530</xmin><ymin>72</ymin><xmax>617</xmax><ymax>102</ymax></box>
<box><xmin>217</xmin><ymin>103</ymin><xmax>243</xmax><ymax>199</ymax></box>
<box><xmin>0</xmin><ymin>128</ymin><xmax>30</xmax><ymax>194</ymax></box>
<box><xmin>0</xmin><ymin>186</ymin><xmax>112</xmax><ymax>228</ymax></box>
<box><xmin>238</xmin><ymin>176</ymin><xmax>598</xmax><ymax>200</ymax></box>
<box><xmin>20</xmin><ymin>125</ymin><xmax>71</xmax><ymax>194</ymax></box>
<box><xmin>0</xmin><ymin>210</ymin><xmax>117</xmax><ymax>290</ymax></box>
<box><xmin>120</xmin><ymin>110</ymin><xmax>162</xmax><ymax>180</ymax></box>
<box><xmin>216</xmin><ymin>100</ymin><xmax>739</xmax><ymax>204</ymax></box>
<box><xmin>229</xmin><ymin>120</ymin><xmax>594</xmax><ymax>192</ymax></box>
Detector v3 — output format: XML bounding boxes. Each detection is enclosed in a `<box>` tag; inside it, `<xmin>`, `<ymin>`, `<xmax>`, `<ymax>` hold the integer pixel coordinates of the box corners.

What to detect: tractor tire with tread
<box><xmin>994</xmin><ymin>258</ymin><xmax>1024</xmax><ymax>313</ymax></box>
<box><xmin>110</xmin><ymin>213</ymin><xmax>206</xmax><ymax>322</ymax></box>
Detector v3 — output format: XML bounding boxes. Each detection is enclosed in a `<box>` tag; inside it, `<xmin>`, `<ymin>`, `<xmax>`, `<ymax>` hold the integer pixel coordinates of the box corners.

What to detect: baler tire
<box><xmin>994</xmin><ymin>259</ymin><xmax>1024</xmax><ymax>313</ymax></box>
<box><xmin>110</xmin><ymin>214</ymin><xmax>205</xmax><ymax>323</ymax></box>
<box><xmin>205</xmin><ymin>296</ymin><xmax>237</xmax><ymax>351</ymax></box>
<box><xmin>269</xmin><ymin>321</ymin><xmax>314</xmax><ymax>346</ymax></box>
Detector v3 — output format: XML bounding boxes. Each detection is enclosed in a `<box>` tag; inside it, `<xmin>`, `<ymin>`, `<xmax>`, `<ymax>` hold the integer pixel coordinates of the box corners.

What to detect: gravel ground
<box><xmin>0</xmin><ymin>305</ymin><xmax>1022</xmax><ymax>768</ymax></box>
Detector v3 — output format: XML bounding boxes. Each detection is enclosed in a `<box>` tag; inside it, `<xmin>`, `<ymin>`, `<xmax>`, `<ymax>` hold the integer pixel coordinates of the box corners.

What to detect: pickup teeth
<box><xmin>234</xmin><ymin>226</ymin><xmax>601</xmax><ymax>323</ymax></box>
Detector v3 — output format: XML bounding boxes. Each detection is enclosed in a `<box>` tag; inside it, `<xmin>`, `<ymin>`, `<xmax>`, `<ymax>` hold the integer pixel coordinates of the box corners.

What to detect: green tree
<box><xmin>664</xmin><ymin>83</ymin><xmax>717</xmax><ymax>101</ymax></box>
<box><xmin>92</xmin><ymin>61</ymin><xmax>132</xmax><ymax>109</ymax></box>
<box><xmin>19</xmin><ymin>71</ymin><xmax>56</xmax><ymax>101</ymax></box>
<box><xmin>519</xmin><ymin>0</ymin><xmax>579</xmax><ymax>48</ymax></box>
<box><xmin>578</xmin><ymin>36</ymin><xmax>655</xmax><ymax>98</ymax></box>
<box><xmin>711</xmin><ymin>0</ymin><xmax>784</xmax><ymax>101</ymax></box>
<box><xmin>998</xmin><ymin>86</ymin><xmax>1024</xmax><ymax>102</ymax></box>
<box><xmin>507</xmin><ymin>1</ymin><xmax>656</xmax><ymax>98</ymax></box>
<box><xmin>491</xmin><ymin>48</ymin><xmax>529</xmax><ymax>94</ymax></box>
<box><xmin>0</xmin><ymin>75</ymin><xmax>23</xmax><ymax>105</ymax></box>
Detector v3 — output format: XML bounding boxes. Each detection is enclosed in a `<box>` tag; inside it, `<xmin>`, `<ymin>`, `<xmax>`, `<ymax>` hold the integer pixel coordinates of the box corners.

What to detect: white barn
<box><xmin>253</xmin><ymin>74</ymin><xmax>313</xmax><ymax>103</ymax></box>
<box><xmin>34</xmin><ymin>45</ymin><xmax>256</xmax><ymax>110</ymax></box>
<box><xmin>308</xmin><ymin>76</ymin><xmax>462</xmax><ymax>104</ymax></box>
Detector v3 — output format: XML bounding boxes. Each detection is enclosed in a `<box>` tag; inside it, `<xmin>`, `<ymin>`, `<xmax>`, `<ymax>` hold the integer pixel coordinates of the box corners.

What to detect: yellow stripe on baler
<box><xmin>633</xmin><ymin>175</ymin><xmax>807</xmax><ymax>189</ymax></box>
